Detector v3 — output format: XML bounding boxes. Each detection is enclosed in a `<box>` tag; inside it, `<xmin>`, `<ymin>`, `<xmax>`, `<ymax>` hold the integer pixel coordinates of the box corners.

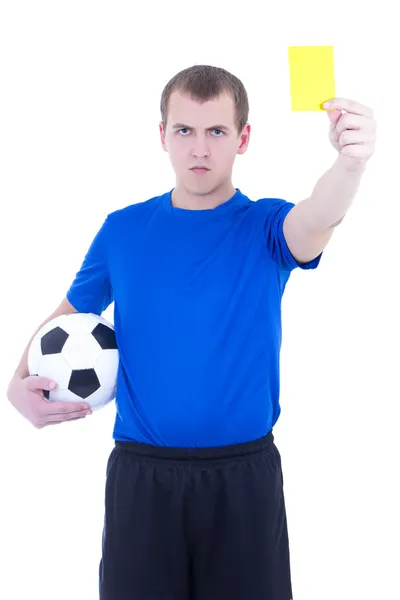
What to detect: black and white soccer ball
<box><xmin>28</xmin><ymin>312</ymin><xmax>119</xmax><ymax>411</ymax></box>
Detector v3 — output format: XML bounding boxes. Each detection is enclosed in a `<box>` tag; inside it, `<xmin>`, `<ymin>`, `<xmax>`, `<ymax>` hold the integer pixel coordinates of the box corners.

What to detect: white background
<box><xmin>0</xmin><ymin>1</ymin><xmax>399</xmax><ymax>599</ymax></box>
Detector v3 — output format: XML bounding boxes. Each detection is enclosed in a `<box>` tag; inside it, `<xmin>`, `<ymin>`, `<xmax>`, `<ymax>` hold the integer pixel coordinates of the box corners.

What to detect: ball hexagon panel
<box><xmin>43</xmin><ymin>386</ymin><xmax>90</xmax><ymax>404</ymax></box>
<box><xmin>80</xmin><ymin>383</ymin><xmax>117</xmax><ymax>410</ymax></box>
<box><xmin>94</xmin><ymin>349</ymin><xmax>120</xmax><ymax>388</ymax></box>
<box><xmin>62</xmin><ymin>333</ymin><xmax>103</xmax><ymax>370</ymax></box>
<box><xmin>61</xmin><ymin>312</ymin><xmax>113</xmax><ymax>335</ymax></box>
<box><xmin>37</xmin><ymin>352</ymin><xmax>76</xmax><ymax>391</ymax></box>
<box><xmin>27</xmin><ymin>336</ymin><xmax>42</xmax><ymax>377</ymax></box>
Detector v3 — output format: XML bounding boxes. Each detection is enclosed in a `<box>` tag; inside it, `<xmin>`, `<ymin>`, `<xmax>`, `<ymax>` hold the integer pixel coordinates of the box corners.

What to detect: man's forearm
<box><xmin>302</xmin><ymin>155</ymin><xmax>367</xmax><ymax>231</ymax></box>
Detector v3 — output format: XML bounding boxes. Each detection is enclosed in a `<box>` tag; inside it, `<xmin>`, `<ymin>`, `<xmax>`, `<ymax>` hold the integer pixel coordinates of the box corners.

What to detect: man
<box><xmin>7</xmin><ymin>65</ymin><xmax>376</xmax><ymax>599</ymax></box>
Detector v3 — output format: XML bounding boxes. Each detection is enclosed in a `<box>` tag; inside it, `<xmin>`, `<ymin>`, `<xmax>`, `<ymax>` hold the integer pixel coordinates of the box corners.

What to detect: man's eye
<box><xmin>177</xmin><ymin>128</ymin><xmax>224</xmax><ymax>136</ymax></box>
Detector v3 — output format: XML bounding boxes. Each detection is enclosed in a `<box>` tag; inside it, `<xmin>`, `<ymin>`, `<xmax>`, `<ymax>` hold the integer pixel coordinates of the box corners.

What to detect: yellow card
<box><xmin>288</xmin><ymin>46</ymin><xmax>336</xmax><ymax>111</ymax></box>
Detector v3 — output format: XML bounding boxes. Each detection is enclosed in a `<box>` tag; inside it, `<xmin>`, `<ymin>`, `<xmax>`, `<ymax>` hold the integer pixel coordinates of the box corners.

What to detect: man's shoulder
<box><xmin>241</xmin><ymin>196</ymin><xmax>295</xmax><ymax>225</ymax></box>
<box><xmin>106</xmin><ymin>191</ymin><xmax>167</xmax><ymax>223</ymax></box>
<box><xmin>250</xmin><ymin>196</ymin><xmax>294</xmax><ymax>212</ymax></box>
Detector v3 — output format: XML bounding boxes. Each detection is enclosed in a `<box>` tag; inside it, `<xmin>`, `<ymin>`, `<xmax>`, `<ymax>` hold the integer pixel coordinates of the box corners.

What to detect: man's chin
<box><xmin>184</xmin><ymin>178</ymin><xmax>225</xmax><ymax>196</ymax></box>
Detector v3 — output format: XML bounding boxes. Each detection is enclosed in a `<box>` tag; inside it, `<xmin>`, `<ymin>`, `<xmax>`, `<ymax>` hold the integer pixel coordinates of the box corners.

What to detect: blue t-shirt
<box><xmin>66</xmin><ymin>188</ymin><xmax>322</xmax><ymax>447</ymax></box>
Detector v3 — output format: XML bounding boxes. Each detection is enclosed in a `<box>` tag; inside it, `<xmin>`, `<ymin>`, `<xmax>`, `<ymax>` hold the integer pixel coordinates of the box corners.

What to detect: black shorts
<box><xmin>99</xmin><ymin>430</ymin><xmax>293</xmax><ymax>600</ymax></box>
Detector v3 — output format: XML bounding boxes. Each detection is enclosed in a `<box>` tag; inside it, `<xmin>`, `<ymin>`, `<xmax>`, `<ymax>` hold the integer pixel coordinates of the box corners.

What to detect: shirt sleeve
<box><xmin>66</xmin><ymin>215</ymin><xmax>113</xmax><ymax>314</ymax></box>
<box><xmin>261</xmin><ymin>198</ymin><xmax>323</xmax><ymax>272</ymax></box>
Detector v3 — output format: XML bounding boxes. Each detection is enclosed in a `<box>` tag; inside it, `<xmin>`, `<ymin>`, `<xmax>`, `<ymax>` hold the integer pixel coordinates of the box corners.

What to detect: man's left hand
<box><xmin>322</xmin><ymin>98</ymin><xmax>377</xmax><ymax>168</ymax></box>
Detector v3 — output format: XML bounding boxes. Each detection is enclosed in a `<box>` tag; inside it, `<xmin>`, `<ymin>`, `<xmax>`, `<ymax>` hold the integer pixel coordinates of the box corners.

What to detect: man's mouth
<box><xmin>190</xmin><ymin>167</ymin><xmax>210</xmax><ymax>173</ymax></box>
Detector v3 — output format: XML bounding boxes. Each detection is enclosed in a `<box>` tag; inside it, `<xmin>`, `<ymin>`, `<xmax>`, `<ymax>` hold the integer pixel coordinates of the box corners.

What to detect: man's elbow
<box><xmin>331</xmin><ymin>215</ymin><xmax>345</xmax><ymax>228</ymax></box>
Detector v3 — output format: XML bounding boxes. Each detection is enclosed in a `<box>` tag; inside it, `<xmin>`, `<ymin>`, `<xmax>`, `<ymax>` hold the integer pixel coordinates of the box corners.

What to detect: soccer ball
<box><xmin>28</xmin><ymin>312</ymin><xmax>119</xmax><ymax>411</ymax></box>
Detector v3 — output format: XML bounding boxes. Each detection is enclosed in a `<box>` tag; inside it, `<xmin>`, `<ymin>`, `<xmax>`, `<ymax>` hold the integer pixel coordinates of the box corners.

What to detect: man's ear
<box><xmin>159</xmin><ymin>121</ymin><xmax>167</xmax><ymax>152</ymax></box>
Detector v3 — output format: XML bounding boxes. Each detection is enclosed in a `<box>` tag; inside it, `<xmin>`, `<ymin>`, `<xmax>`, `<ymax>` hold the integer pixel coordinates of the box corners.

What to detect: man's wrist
<box><xmin>335</xmin><ymin>153</ymin><xmax>368</xmax><ymax>174</ymax></box>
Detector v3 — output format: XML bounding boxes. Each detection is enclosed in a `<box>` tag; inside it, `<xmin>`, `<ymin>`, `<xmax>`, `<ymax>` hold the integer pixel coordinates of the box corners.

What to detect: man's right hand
<box><xmin>7</xmin><ymin>375</ymin><xmax>92</xmax><ymax>429</ymax></box>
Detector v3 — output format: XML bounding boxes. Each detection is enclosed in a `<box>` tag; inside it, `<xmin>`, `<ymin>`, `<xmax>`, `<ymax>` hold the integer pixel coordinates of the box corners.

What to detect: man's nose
<box><xmin>192</xmin><ymin>136</ymin><xmax>210</xmax><ymax>158</ymax></box>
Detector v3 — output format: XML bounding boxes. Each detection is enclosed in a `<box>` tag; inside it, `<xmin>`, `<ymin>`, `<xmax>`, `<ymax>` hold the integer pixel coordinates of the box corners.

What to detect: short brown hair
<box><xmin>160</xmin><ymin>65</ymin><xmax>249</xmax><ymax>134</ymax></box>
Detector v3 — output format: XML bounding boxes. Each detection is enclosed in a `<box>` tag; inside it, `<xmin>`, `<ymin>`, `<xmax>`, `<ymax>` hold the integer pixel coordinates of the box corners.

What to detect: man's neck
<box><xmin>171</xmin><ymin>182</ymin><xmax>237</xmax><ymax>210</ymax></box>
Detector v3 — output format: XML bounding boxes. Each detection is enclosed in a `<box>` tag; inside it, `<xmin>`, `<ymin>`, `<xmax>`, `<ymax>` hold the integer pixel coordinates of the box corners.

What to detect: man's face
<box><xmin>160</xmin><ymin>91</ymin><xmax>250</xmax><ymax>196</ymax></box>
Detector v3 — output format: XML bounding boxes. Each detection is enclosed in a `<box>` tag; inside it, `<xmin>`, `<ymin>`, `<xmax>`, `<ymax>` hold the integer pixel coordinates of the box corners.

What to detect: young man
<box><xmin>8</xmin><ymin>65</ymin><xmax>376</xmax><ymax>599</ymax></box>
